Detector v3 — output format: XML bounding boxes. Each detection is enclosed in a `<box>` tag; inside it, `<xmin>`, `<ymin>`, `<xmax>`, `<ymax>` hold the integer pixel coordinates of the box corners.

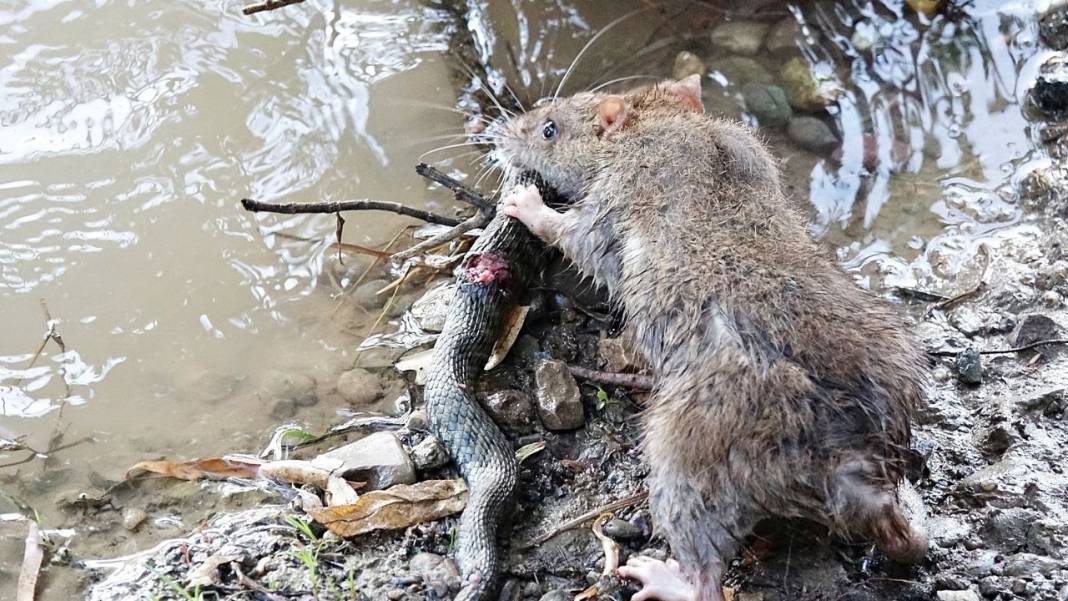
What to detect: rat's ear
<box><xmin>665</xmin><ymin>74</ymin><xmax>704</xmax><ymax>113</ymax></box>
<box><xmin>597</xmin><ymin>96</ymin><xmax>629</xmax><ymax>137</ymax></box>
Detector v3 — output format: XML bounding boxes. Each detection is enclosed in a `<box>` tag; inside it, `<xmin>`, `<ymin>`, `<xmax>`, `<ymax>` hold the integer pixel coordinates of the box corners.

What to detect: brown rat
<box><xmin>492</xmin><ymin>74</ymin><xmax>928</xmax><ymax>601</ymax></box>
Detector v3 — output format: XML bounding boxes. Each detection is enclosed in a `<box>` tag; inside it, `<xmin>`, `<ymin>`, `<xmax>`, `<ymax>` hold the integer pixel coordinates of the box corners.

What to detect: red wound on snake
<box><xmin>462</xmin><ymin>252</ymin><xmax>513</xmax><ymax>288</ymax></box>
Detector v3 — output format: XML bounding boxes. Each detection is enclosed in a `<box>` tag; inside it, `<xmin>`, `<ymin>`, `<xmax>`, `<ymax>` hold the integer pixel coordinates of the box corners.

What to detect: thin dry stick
<box><xmin>568</xmin><ymin>365</ymin><xmax>654</xmax><ymax>390</ymax></box>
<box><xmin>242</xmin><ymin>0</ymin><xmax>306</xmax><ymax>15</ymax></box>
<box><xmin>927</xmin><ymin>244</ymin><xmax>991</xmax><ymax>317</ymax></box>
<box><xmin>241</xmin><ymin>198</ymin><xmax>460</xmax><ymax>227</ymax></box>
<box><xmin>391</xmin><ymin>213</ymin><xmax>490</xmax><ymax>262</ymax></box>
<box><xmin>17</xmin><ymin>520</ymin><xmax>43</xmax><ymax>601</ymax></box>
<box><xmin>928</xmin><ymin>338</ymin><xmax>1068</xmax><ymax>357</ymax></box>
<box><xmin>415</xmin><ymin>163</ymin><xmax>494</xmax><ymax>211</ymax></box>
<box><xmin>522</xmin><ymin>490</ymin><xmax>647</xmax><ymax>548</ymax></box>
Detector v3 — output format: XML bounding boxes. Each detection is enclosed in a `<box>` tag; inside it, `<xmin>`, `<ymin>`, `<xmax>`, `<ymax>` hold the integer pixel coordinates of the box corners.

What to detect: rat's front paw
<box><xmin>617</xmin><ymin>556</ymin><xmax>699</xmax><ymax>601</ymax></box>
<box><xmin>500</xmin><ymin>184</ymin><xmax>558</xmax><ymax>239</ymax></box>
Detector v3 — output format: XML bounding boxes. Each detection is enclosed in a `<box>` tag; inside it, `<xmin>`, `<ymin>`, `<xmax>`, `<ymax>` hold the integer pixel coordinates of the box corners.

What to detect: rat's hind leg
<box><xmin>637</xmin><ymin>429</ymin><xmax>760</xmax><ymax>601</ymax></box>
<box><xmin>830</xmin><ymin>458</ymin><xmax>928</xmax><ymax>564</ymax></box>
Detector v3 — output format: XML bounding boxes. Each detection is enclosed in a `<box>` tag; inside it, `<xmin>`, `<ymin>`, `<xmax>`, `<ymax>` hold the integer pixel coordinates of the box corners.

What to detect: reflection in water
<box><xmin>0</xmin><ymin>0</ymin><xmax>1055</xmax><ymax>596</ymax></box>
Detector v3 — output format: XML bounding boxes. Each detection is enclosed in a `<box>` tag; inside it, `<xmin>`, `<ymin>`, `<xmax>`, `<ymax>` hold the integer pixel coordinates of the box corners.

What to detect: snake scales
<box><xmin>424</xmin><ymin>175</ymin><xmax>553</xmax><ymax>600</ymax></box>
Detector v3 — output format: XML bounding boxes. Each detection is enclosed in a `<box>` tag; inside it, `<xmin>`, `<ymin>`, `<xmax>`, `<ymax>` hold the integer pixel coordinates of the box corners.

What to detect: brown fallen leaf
<box><xmin>187</xmin><ymin>553</ymin><xmax>242</xmax><ymax>589</ymax></box>
<box><xmin>17</xmin><ymin>520</ymin><xmax>43</xmax><ymax>601</ymax></box>
<box><xmin>125</xmin><ymin>456</ymin><xmax>263</xmax><ymax>481</ymax></box>
<box><xmin>310</xmin><ymin>479</ymin><xmax>467</xmax><ymax>537</ymax></box>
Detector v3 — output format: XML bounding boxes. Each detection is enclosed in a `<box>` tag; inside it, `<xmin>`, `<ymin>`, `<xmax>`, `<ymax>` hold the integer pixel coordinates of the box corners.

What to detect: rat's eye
<box><xmin>541</xmin><ymin>120</ymin><xmax>558</xmax><ymax>140</ymax></box>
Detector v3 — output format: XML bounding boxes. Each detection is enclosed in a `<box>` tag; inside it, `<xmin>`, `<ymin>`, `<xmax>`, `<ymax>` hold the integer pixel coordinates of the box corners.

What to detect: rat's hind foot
<box><xmin>617</xmin><ymin>556</ymin><xmax>702</xmax><ymax>601</ymax></box>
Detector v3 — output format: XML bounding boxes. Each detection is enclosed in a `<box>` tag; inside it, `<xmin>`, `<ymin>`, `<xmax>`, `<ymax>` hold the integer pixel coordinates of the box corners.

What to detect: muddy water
<box><xmin>0</xmin><ymin>0</ymin><xmax>1055</xmax><ymax>598</ymax></box>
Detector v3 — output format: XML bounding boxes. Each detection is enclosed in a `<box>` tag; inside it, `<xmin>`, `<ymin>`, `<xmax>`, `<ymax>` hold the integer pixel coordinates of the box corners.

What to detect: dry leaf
<box><xmin>258</xmin><ymin>459</ymin><xmax>332</xmax><ymax>489</ymax></box>
<box><xmin>310</xmin><ymin>479</ymin><xmax>467</xmax><ymax>537</ymax></box>
<box><xmin>17</xmin><ymin>520</ymin><xmax>42</xmax><ymax>601</ymax></box>
<box><xmin>125</xmin><ymin>455</ymin><xmax>263</xmax><ymax>481</ymax></box>
<box><xmin>485</xmin><ymin>305</ymin><xmax>529</xmax><ymax>370</ymax></box>
<box><xmin>514</xmin><ymin>441</ymin><xmax>546</xmax><ymax>464</ymax></box>
<box><xmin>395</xmin><ymin>348</ymin><xmax>435</xmax><ymax>385</ymax></box>
<box><xmin>187</xmin><ymin>553</ymin><xmax>241</xmax><ymax>589</ymax></box>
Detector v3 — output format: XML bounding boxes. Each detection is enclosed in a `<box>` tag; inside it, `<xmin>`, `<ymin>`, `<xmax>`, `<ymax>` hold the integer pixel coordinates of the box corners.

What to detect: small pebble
<box><xmin>122</xmin><ymin>507</ymin><xmax>147</xmax><ymax>531</ymax></box>
<box><xmin>672</xmin><ymin>51</ymin><xmax>706</xmax><ymax>80</ymax></box>
<box><xmin>953</xmin><ymin>348</ymin><xmax>983</xmax><ymax>386</ymax></box>
<box><xmin>710</xmin><ymin>21</ymin><xmax>770</xmax><ymax>56</ymax></box>
<box><xmin>602</xmin><ymin>518</ymin><xmax>645</xmax><ymax>541</ymax></box>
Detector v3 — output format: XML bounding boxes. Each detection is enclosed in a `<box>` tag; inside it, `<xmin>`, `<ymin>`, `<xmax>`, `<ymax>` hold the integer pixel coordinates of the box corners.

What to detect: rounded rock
<box><xmin>710</xmin><ymin>21</ymin><xmax>770</xmax><ymax>56</ymax></box>
<box><xmin>484</xmin><ymin>389</ymin><xmax>535</xmax><ymax>431</ymax></box>
<box><xmin>741</xmin><ymin>83</ymin><xmax>792</xmax><ymax>127</ymax></box>
<box><xmin>786</xmin><ymin>117</ymin><xmax>839</xmax><ymax>153</ymax></box>
<box><xmin>779</xmin><ymin>57</ymin><xmax>843</xmax><ymax>111</ymax></box>
<box><xmin>336</xmin><ymin>368</ymin><xmax>384</xmax><ymax>406</ymax></box>
<box><xmin>672</xmin><ymin>51</ymin><xmax>706</xmax><ymax>80</ymax></box>
<box><xmin>122</xmin><ymin>507</ymin><xmax>147</xmax><ymax>531</ymax></box>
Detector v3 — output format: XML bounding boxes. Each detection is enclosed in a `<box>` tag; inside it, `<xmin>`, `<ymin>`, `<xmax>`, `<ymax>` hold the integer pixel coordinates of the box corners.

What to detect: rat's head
<box><xmin>491</xmin><ymin>74</ymin><xmax>704</xmax><ymax>197</ymax></box>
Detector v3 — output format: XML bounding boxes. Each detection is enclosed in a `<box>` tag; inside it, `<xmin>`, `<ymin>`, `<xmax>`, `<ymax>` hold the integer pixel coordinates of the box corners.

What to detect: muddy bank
<box><xmin>84</xmin><ymin>156</ymin><xmax>1068</xmax><ymax>601</ymax></box>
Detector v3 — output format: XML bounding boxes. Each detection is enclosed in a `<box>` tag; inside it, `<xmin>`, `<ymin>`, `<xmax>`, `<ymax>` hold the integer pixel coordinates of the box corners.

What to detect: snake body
<box><xmin>423</xmin><ymin>185</ymin><xmax>543</xmax><ymax>600</ymax></box>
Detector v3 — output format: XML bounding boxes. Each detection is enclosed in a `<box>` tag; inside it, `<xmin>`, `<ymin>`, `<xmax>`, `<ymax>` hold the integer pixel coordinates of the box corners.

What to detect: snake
<box><xmin>423</xmin><ymin>175</ymin><xmax>552</xmax><ymax>600</ymax></box>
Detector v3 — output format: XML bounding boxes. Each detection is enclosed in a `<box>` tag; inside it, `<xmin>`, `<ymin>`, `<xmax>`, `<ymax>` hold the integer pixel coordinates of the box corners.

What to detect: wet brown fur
<box><xmin>494</xmin><ymin>80</ymin><xmax>928</xmax><ymax>600</ymax></box>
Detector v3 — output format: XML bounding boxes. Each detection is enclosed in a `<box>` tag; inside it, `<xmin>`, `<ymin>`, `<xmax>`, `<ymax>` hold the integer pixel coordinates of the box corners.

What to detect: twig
<box><xmin>390</xmin><ymin>212</ymin><xmax>490</xmax><ymax>262</ymax></box>
<box><xmin>242</xmin><ymin>0</ymin><xmax>306</xmax><ymax>16</ymax></box>
<box><xmin>240</xmin><ymin>198</ymin><xmax>460</xmax><ymax>227</ymax></box>
<box><xmin>415</xmin><ymin>163</ymin><xmax>494</xmax><ymax>211</ymax></box>
<box><xmin>233</xmin><ymin>563</ymin><xmax>286</xmax><ymax>601</ymax></box>
<box><xmin>926</xmin><ymin>244</ymin><xmax>991</xmax><ymax>317</ymax></box>
<box><xmin>568</xmin><ymin>365</ymin><xmax>654</xmax><ymax>390</ymax></box>
<box><xmin>522</xmin><ymin>490</ymin><xmax>647</xmax><ymax>548</ymax></box>
<box><xmin>17</xmin><ymin>520</ymin><xmax>43</xmax><ymax>601</ymax></box>
<box><xmin>927</xmin><ymin>339</ymin><xmax>1068</xmax><ymax>357</ymax></box>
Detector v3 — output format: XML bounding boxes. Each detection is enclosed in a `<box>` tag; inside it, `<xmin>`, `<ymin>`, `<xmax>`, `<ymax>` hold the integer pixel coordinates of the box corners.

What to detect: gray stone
<box><xmin>1011</xmin><ymin>313</ymin><xmax>1064</xmax><ymax>357</ymax></box>
<box><xmin>409</xmin><ymin>552</ymin><xmax>460</xmax><ymax>590</ymax></box>
<box><xmin>1041</xmin><ymin>5</ymin><xmax>1068</xmax><ymax>50</ymax></box>
<box><xmin>320</xmin><ymin>432</ymin><xmax>415</xmax><ymax>490</ymax></box>
<box><xmin>411</xmin><ymin>436</ymin><xmax>449</xmax><ymax>471</ymax></box>
<box><xmin>710</xmin><ymin>21</ymin><xmax>769</xmax><ymax>56</ymax></box>
<box><xmin>270</xmin><ymin>398</ymin><xmax>299</xmax><ymax>419</ymax></box>
<box><xmin>712</xmin><ymin>56</ymin><xmax>774</xmax><ymax>86</ymax></box>
<box><xmin>352</xmin><ymin>278</ymin><xmax>389</xmax><ymax>309</ymax></box>
<box><xmin>534</xmin><ymin>360</ymin><xmax>585</xmax><ymax>431</ymax></box>
<box><xmin>407</xmin><ymin>408</ymin><xmax>428</xmax><ymax>431</ymax></box>
<box><xmin>484</xmin><ymin>389</ymin><xmax>535</xmax><ymax>431</ymax></box>
<box><xmin>765</xmin><ymin>17</ymin><xmax>804</xmax><ymax>54</ymax></box>
<box><xmin>538</xmin><ymin>591</ymin><xmax>571</xmax><ymax>601</ymax></box>
<box><xmin>602</xmin><ymin>518</ymin><xmax>644</xmax><ymax>541</ymax></box>
<box><xmin>598</xmin><ymin>336</ymin><xmax>640</xmax><ymax>373</ymax></box>
<box><xmin>786</xmin><ymin>117</ymin><xmax>838</xmax><ymax>153</ymax></box>
<box><xmin>936</xmin><ymin>590</ymin><xmax>980</xmax><ymax>601</ymax></box>
<box><xmin>1002</xmin><ymin>552</ymin><xmax>1062</xmax><ymax>577</ymax></box>
<box><xmin>742</xmin><ymin>84</ymin><xmax>792</xmax><ymax>127</ymax></box>
<box><xmin>672</xmin><ymin>51</ymin><xmax>705</xmax><ymax>80</ymax></box>
<box><xmin>336</xmin><ymin>368</ymin><xmax>384</xmax><ymax>406</ymax></box>
<box><xmin>409</xmin><ymin>283</ymin><xmax>455</xmax><ymax>333</ymax></box>
<box><xmin>1030</xmin><ymin>58</ymin><xmax>1068</xmax><ymax>121</ymax></box>
<box><xmin>953</xmin><ymin>348</ymin><xmax>983</xmax><ymax>386</ymax></box>
<box><xmin>260</xmin><ymin>370</ymin><xmax>316</xmax><ymax>406</ymax></box>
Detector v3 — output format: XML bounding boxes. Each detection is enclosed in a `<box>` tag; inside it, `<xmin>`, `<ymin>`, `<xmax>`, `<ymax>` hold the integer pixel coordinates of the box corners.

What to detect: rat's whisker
<box><xmin>588</xmin><ymin>74</ymin><xmax>661</xmax><ymax>94</ymax></box>
<box><xmin>419</xmin><ymin>142</ymin><xmax>490</xmax><ymax>161</ymax></box>
<box><xmin>553</xmin><ymin>7</ymin><xmax>650</xmax><ymax>101</ymax></box>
